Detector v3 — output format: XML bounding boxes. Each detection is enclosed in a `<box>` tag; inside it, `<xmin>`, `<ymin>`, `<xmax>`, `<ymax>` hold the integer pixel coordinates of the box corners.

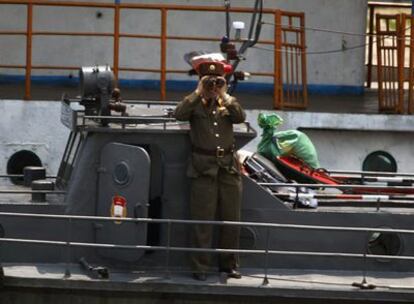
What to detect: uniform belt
<box><xmin>192</xmin><ymin>145</ymin><xmax>234</xmax><ymax>158</ymax></box>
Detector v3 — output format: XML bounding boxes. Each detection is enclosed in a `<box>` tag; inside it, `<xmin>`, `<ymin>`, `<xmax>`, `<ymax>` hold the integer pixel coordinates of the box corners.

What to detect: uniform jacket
<box><xmin>174</xmin><ymin>92</ymin><xmax>246</xmax><ymax>178</ymax></box>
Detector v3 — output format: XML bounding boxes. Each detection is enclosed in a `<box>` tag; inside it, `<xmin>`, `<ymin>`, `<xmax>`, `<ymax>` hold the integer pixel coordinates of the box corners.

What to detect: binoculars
<box><xmin>202</xmin><ymin>76</ymin><xmax>226</xmax><ymax>91</ymax></box>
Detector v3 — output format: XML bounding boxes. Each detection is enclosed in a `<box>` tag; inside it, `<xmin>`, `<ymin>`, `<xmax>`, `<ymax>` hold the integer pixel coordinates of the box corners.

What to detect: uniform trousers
<box><xmin>190</xmin><ymin>166</ymin><xmax>242</xmax><ymax>272</ymax></box>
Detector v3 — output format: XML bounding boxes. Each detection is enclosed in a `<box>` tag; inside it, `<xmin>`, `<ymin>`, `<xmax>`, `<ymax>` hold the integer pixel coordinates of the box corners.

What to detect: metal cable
<box><xmin>254</xmin><ymin>21</ymin><xmax>414</xmax><ymax>55</ymax></box>
<box><xmin>262</xmin><ymin>20</ymin><xmax>414</xmax><ymax>39</ymax></box>
<box><xmin>262</xmin><ymin>21</ymin><xmax>376</xmax><ymax>38</ymax></box>
<box><xmin>252</xmin><ymin>43</ymin><xmax>369</xmax><ymax>55</ymax></box>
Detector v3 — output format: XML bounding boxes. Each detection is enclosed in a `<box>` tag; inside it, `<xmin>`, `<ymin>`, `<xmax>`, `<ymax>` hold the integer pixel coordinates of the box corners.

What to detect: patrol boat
<box><xmin>2</xmin><ymin>64</ymin><xmax>414</xmax><ymax>304</ymax></box>
<box><xmin>3</xmin><ymin>2</ymin><xmax>414</xmax><ymax>303</ymax></box>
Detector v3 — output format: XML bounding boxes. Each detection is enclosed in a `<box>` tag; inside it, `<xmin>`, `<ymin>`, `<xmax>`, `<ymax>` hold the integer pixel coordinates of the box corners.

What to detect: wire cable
<box><xmin>262</xmin><ymin>21</ymin><xmax>373</xmax><ymax>38</ymax></box>
<box><xmin>252</xmin><ymin>42</ymin><xmax>369</xmax><ymax>55</ymax></box>
<box><xmin>252</xmin><ymin>22</ymin><xmax>414</xmax><ymax>55</ymax></box>
<box><xmin>261</xmin><ymin>20</ymin><xmax>414</xmax><ymax>39</ymax></box>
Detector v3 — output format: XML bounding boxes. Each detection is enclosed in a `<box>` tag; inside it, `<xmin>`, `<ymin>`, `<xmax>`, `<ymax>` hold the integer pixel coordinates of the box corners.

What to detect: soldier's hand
<box><xmin>216</xmin><ymin>77</ymin><xmax>230</xmax><ymax>102</ymax></box>
<box><xmin>195</xmin><ymin>76</ymin><xmax>209</xmax><ymax>96</ymax></box>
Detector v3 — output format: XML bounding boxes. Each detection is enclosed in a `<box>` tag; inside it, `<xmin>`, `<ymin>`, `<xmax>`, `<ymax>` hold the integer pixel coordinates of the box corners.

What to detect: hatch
<box><xmin>96</xmin><ymin>142</ymin><xmax>150</xmax><ymax>262</ymax></box>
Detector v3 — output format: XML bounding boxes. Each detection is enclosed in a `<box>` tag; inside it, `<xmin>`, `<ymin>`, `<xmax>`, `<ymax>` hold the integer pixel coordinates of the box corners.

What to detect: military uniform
<box><xmin>174</xmin><ymin>91</ymin><xmax>246</xmax><ymax>274</ymax></box>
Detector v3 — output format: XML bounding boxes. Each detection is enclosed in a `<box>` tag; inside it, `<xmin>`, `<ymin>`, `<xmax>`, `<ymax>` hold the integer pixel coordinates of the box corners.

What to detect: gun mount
<box><xmin>77</xmin><ymin>66</ymin><xmax>129</xmax><ymax>126</ymax></box>
<box><xmin>79</xmin><ymin>66</ymin><xmax>114</xmax><ymax>117</ymax></box>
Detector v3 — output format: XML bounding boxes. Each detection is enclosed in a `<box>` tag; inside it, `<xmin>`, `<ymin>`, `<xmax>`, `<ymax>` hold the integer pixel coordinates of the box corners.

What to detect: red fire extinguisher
<box><xmin>111</xmin><ymin>195</ymin><xmax>127</xmax><ymax>224</ymax></box>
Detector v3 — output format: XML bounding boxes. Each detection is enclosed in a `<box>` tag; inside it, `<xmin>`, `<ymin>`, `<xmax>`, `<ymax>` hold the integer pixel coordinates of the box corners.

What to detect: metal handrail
<box><xmin>329</xmin><ymin>169</ymin><xmax>414</xmax><ymax>177</ymax></box>
<box><xmin>0</xmin><ymin>174</ymin><xmax>56</xmax><ymax>178</ymax></box>
<box><xmin>2</xmin><ymin>236</ymin><xmax>414</xmax><ymax>262</ymax></box>
<box><xmin>0</xmin><ymin>190</ymin><xmax>64</xmax><ymax>194</ymax></box>
<box><xmin>258</xmin><ymin>181</ymin><xmax>414</xmax><ymax>191</ymax></box>
<box><xmin>0</xmin><ymin>211</ymin><xmax>413</xmax><ymax>235</ymax></box>
<box><xmin>1</xmin><ymin>210</ymin><xmax>413</xmax><ymax>285</ymax></box>
<box><xmin>0</xmin><ymin>1</ymin><xmax>278</xmax><ymax>101</ymax></box>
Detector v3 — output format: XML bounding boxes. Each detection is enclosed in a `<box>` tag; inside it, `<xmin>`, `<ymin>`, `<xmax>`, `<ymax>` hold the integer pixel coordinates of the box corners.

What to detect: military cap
<box><xmin>197</xmin><ymin>61</ymin><xmax>226</xmax><ymax>77</ymax></box>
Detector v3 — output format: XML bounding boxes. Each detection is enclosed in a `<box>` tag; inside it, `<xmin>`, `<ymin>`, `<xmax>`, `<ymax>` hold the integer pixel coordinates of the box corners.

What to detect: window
<box><xmin>362</xmin><ymin>151</ymin><xmax>397</xmax><ymax>172</ymax></box>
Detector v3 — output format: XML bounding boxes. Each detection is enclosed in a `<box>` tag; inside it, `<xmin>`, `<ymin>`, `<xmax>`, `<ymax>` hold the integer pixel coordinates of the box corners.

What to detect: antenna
<box><xmin>226</xmin><ymin>0</ymin><xmax>263</xmax><ymax>94</ymax></box>
<box><xmin>224</xmin><ymin>0</ymin><xmax>231</xmax><ymax>39</ymax></box>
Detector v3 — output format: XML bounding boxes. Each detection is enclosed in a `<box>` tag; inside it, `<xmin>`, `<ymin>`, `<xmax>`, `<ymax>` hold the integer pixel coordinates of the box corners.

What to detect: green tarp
<box><xmin>257</xmin><ymin>113</ymin><xmax>320</xmax><ymax>169</ymax></box>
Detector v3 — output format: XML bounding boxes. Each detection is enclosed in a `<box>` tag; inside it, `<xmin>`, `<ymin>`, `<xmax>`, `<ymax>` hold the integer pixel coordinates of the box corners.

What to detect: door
<box><xmin>96</xmin><ymin>142</ymin><xmax>150</xmax><ymax>262</ymax></box>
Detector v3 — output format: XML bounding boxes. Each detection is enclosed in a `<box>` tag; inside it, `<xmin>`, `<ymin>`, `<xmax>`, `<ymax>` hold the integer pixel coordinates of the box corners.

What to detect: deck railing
<box><xmin>0</xmin><ymin>210</ymin><xmax>413</xmax><ymax>286</ymax></box>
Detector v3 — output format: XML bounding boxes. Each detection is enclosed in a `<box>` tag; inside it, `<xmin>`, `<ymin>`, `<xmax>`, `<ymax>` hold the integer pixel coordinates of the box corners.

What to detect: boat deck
<box><xmin>3</xmin><ymin>263</ymin><xmax>414</xmax><ymax>303</ymax></box>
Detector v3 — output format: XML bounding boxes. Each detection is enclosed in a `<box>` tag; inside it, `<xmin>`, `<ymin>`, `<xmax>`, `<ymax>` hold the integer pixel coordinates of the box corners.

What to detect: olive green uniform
<box><xmin>174</xmin><ymin>91</ymin><xmax>246</xmax><ymax>273</ymax></box>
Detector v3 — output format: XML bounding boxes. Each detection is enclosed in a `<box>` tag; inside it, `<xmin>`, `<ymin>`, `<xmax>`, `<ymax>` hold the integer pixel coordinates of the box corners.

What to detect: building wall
<box><xmin>0</xmin><ymin>0</ymin><xmax>367</xmax><ymax>94</ymax></box>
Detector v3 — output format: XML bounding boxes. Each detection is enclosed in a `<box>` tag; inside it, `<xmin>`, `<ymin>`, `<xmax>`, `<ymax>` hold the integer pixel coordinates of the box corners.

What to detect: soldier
<box><xmin>174</xmin><ymin>61</ymin><xmax>246</xmax><ymax>281</ymax></box>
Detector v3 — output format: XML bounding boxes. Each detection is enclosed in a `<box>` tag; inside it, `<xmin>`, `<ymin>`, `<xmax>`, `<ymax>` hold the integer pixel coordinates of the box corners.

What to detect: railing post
<box><xmin>367</xmin><ymin>4</ymin><xmax>375</xmax><ymax>88</ymax></box>
<box><xmin>293</xmin><ymin>186</ymin><xmax>299</xmax><ymax>209</ymax></box>
<box><xmin>262</xmin><ymin>227</ymin><xmax>270</xmax><ymax>286</ymax></box>
<box><xmin>64</xmin><ymin>217</ymin><xmax>72</xmax><ymax>278</ymax></box>
<box><xmin>113</xmin><ymin>1</ymin><xmax>120</xmax><ymax>80</ymax></box>
<box><xmin>165</xmin><ymin>220</ymin><xmax>171</xmax><ymax>279</ymax></box>
<box><xmin>273</xmin><ymin>10</ymin><xmax>282</xmax><ymax>109</ymax></box>
<box><xmin>160</xmin><ymin>8</ymin><xmax>167</xmax><ymax>101</ymax></box>
<box><xmin>24</xmin><ymin>1</ymin><xmax>33</xmax><ymax>100</ymax></box>
<box><xmin>352</xmin><ymin>231</ymin><xmax>376</xmax><ymax>289</ymax></box>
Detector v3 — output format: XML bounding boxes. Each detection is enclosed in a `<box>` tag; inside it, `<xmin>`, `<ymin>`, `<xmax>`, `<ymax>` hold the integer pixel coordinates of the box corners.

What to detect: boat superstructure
<box><xmin>1</xmin><ymin>75</ymin><xmax>414</xmax><ymax>303</ymax></box>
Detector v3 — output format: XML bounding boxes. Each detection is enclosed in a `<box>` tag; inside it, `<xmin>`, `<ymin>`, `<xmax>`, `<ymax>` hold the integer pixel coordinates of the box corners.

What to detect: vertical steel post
<box><xmin>262</xmin><ymin>227</ymin><xmax>270</xmax><ymax>286</ymax></box>
<box><xmin>113</xmin><ymin>1</ymin><xmax>120</xmax><ymax>80</ymax></box>
<box><xmin>64</xmin><ymin>217</ymin><xmax>72</xmax><ymax>278</ymax></box>
<box><xmin>160</xmin><ymin>8</ymin><xmax>167</xmax><ymax>101</ymax></box>
<box><xmin>352</xmin><ymin>231</ymin><xmax>374</xmax><ymax>289</ymax></box>
<box><xmin>24</xmin><ymin>1</ymin><xmax>33</xmax><ymax>100</ymax></box>
<box><xmin>165</xmin><ymin>221</ymin><xmax>171</xmax><ymax>279</ymax></box>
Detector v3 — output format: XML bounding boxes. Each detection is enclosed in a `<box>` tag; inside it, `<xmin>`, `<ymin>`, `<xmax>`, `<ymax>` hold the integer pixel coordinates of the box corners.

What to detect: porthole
<box><xmin>113</xmin><ymin>161</ymin><xmax>130</xmax><ymax>186</ymax></box>
<box><xmin>368</xmin><ymin>231</ymin><xmax>402</xmax><ymax>259</ymax></box>
<box><xmin>7</xmin><ymin>150</ymin><xmax>42</xmax><ymax>185</ymax></box>
<box><xmin>239</xmin><ymin>227</ymin><xmax>256</xmax><ymax>250</ymax></box>
<box><xmin>362</xmin><ymin>151</ymin><xmax>397</xmax><ymax>172</ymax></box>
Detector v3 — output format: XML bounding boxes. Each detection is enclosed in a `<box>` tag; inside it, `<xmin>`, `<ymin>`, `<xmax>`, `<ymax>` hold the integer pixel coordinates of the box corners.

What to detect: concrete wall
<box><xmin>0</xmin><ymin>0</ymin><xmax>367</xmax><ymax>94</ymax></box>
